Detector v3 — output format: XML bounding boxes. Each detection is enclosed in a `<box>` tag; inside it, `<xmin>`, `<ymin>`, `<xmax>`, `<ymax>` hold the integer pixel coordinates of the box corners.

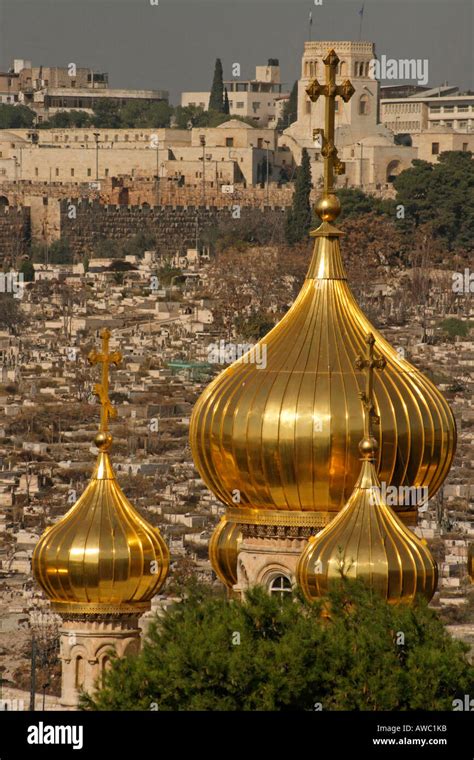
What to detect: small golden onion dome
<box><xmin>33</xmin><ymin>447</ymin><xmax>169</xmax><ymax>615</ymax></box>
<box><xmin>296</xmin><ymin>454</ymin><xmax>438</xmax><ymax>605</ymax></box>
<box><xmin>189</xmin><ymin>226</ymin><xmax>456</xmax><ymax>519</ymax></box>
<box><xmin>209</xmin><ymin>517</ymin><xmax>242</xmax><ymax>589</ymax></box>
<box><xmin>32</xmin><ymin>328</ymin><xmax>169</xmax><ymax>615</ymax></box>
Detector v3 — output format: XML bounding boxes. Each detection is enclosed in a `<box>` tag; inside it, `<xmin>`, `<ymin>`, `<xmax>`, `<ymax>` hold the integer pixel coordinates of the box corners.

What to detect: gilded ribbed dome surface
<box><xmin>208</xmin><ymin>517</ymin><xmax>242</xmax><ymax>588</ymax></box>
<box><xmin>296</xmin><ymin>455</ymin><xmax>438</xmax><ymax>604</ymax></box>
<box><xmin>190</xmin><ymin>228</ymin><xmax>456</xmax><ymax>516</ymax></box>
<box><xmin>33</xmin><ymin>329</ymin><xmax>169</xmax><ymax>614</ymax></box>
<box><xmin>33</xmin><ymin>449</ymin><xmax>169</xmax><ymax>614</ymax></box>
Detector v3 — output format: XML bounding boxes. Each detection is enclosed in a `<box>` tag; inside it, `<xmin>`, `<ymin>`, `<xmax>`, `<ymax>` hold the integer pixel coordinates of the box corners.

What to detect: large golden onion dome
<box><xmin>190</xmin><ymin>49</ymin><xmax>456</xmax><ymax>592</ymax></box>
<box><xmin>190</xmin><ymin>217</ymin><xmax>456</xmax><ymax>522</ymax></box>
<box><xmin>296</xmin><ymin>334</ymin><xmax>438</xmax><ymax>604</ymax></box>
<box><xmin>33</xmin><ymin>329</ymin><xmax>169</xmax><ymax>615</ymax></box>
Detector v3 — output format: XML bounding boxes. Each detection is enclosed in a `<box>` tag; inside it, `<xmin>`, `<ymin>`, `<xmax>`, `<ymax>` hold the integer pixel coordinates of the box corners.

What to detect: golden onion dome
<box><xmin>296</xmin><ymin>387</ymin><xmax>438</xmax><ymax>605</ymax></box>
<box><xmin>297</xmin><ymin>334</ymin><xmax>438</xmax><ymax>604</ymax></box>
<box><xmin>189</xmin><ymin>217</ymin><xmax>456</xmax><ymax>521</ymax></box>
<box><xmin>32</xmin><ymin>330</ymin><xmax>169</xmax><ymax>615</ymax></box>
<box><xmin>208</xmin><ymin>517</ymin><xmax>242</xmax><ymax>589</ymax></box>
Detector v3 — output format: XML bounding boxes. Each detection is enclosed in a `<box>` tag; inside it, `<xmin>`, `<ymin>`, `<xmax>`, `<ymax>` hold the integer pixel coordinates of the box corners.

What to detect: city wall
<box><xmin>59</xmin><ymin>199</ymin><xmax>287</xmax><ymax>256</ymax></box>
<box><xmin>0</xmin><ymin>205</ymin><xmax>30</xmax><ymax>259</ymax></box>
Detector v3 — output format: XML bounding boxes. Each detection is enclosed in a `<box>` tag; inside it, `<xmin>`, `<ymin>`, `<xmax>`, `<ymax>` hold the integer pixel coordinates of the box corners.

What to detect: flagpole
<box><xmin>358</xmin><ymin>4</ymin><xmax>364</xmax><ymax>41</ymax></box>
<box><xmin>309</xmin><ymin>12</ymin><xmax>312</xmax><ymax>41</ymax></box>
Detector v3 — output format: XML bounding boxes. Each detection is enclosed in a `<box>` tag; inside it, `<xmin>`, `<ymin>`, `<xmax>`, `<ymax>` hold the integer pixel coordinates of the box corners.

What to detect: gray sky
<box><xmin>0</xmin><ymin>0</ymin><xmax>472</xmax><ymax>104</ymax></box>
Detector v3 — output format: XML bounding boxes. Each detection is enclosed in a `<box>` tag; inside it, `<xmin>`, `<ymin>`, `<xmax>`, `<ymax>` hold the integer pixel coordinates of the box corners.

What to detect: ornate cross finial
<box><xmin>355</xmin><ymin>333</ymin><xmax>386</xmax><ymax>442</ymax></box>
<box><xmin>306</xmin><ymin>49</ymin><xmax>355</xmax><ymax>199</ymax></box>
<box><xmin>88</xmin><ymin>328</ymin><xmax>122</xmax><ymax>433</ymax></box>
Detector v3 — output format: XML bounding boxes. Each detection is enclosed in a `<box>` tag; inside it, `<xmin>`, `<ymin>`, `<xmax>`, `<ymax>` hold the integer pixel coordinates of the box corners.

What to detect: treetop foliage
<box><xmin>81</xmin><ymin>579</ymin><xmax>474</xmax><ymax>712</ymax></box>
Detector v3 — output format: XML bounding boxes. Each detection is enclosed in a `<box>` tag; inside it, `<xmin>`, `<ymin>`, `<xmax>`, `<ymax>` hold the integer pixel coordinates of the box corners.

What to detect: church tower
<box><xmin>33</xmin><ymin>329</ymin><xmax>169</xmax><ymax>707</ymax></box>
<box><xmin>190</xmin><ymin>50</ymin><xmax>456</xmax><ymax>599</ymax></box>
<box><xmin>289</xmin><ymin>40</ymin><xmax>380</xmax><ymax>147</ymax></box>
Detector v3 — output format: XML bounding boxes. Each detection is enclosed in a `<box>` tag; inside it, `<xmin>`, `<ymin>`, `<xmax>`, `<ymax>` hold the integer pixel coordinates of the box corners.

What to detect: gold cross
<box><xmin>88</xmin><ymin>328</ymin><xmax>122</xmax><ymax>432</ymax></box>
<box><xmin>355</xmin><ymin>333</ymin><xmax>386</xmax><ymax>439</ymax></box>
<box><xmin>306</xmin><ymin>49</ymin><xmax>355</xmax><ymax>197</ymax></box>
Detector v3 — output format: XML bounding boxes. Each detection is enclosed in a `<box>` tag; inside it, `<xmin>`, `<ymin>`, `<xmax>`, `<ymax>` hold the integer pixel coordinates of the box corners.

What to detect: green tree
<box><xmin>0</xmin><ymin>104</ymin><xmax>36</xmax><ymax>128</ymax></box>
<box><xmin>337</xmin><ymin>187</ymin><xmax>390</xmax><ymax>220</ymax></box>
<box><xmin>235</xmin><ymin>310</ymin><xmax>275</xmax><ymax>340</ymax></box>
<box><xmin>393</xmin><ymin>151</ymin><xmax>474</xmax><ymax>249</ymax></box>
<box><xmin>80</xmin><ymin>580</ymin><xmax>474</xmax><ymax>711</ymax></box>
<box><xmin>209</xmin><ymin>58</ymin><xmax>225</xmax><ymax>113</ymax></box>
<box><xmin>43</xmin><ymin>110</ymin><xmax>92</xmax><ymax>128</ymax></box>
<box><xmin>92</xmin><ymin>100</ymin><xmax>122</xmax><ymax>128</ymax></box>
<box><xmin>281</xmin><ymin>80</ymin><xmax>298</xmax><ymax>128</ymax></box>
<box><xmin>48</xmin><ymin>239</ymin><xmax>74</xmax><ymax>264</ymax></box>
<box><xmin>224</xmin><ymin>87</ymin><xmax>230</xmax><ymax>115</ymax></box>
<box><xmin>438</xmin><ymin>317</ymin><xmax>472</xmax><ymax>340</ymax></box>
<box><xmin>20</xmin><ymin>259</ymin><xmax>35</xmax><ymax>282</ymax></box>
<box><xmin>285</xmin><ymin>148</ymin><xmax>312</xmax><ymax>244</ymax></box>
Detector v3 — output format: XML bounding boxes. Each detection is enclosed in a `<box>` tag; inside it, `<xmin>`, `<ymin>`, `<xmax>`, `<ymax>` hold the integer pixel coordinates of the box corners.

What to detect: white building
<box><xmin>181</xmin><ymin>60</ymin><xmax>289</xmax><ymax>127</ymax></box>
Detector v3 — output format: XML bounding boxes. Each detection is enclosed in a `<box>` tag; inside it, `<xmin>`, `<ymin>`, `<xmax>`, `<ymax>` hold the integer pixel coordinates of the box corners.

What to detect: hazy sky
<box><xmin>0</xmin><ymin>0</ymin><xmax>472</xmax><ymax>104</ymax></box>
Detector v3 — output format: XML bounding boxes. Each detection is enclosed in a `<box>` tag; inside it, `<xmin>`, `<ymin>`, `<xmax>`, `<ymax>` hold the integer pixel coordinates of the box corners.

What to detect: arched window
<box><xmin>359</xmin><ymin>94</ymin><xmax>370</xmax><ymax>116</ymax></box>
<box><xmin>269</xmin><ymin>575</ymin><xmax>292</xmax><ymax>597</ymax></box>
<box><xmin>358</xmin><ymin>62</ymin><xmax>365</xmax><ymax>77</ymax></box>
<box><xmin>339</xmin><ymin>61</ymin><xmax>347</xmax><ymax>77</ymax></box>
<box><xmin>75</xmin><ymin>656</ymin><xmax>85</xmax><ymax>689</ymax></box>
<box><xmin>101</xmin><ymin>656</ymin><xmax>111</xmax><ymax>686</ymax></box>
<box><xmin>354</xmin><ymin>61</ymin><xmax>359</xmax><ymax>77</ymax></box>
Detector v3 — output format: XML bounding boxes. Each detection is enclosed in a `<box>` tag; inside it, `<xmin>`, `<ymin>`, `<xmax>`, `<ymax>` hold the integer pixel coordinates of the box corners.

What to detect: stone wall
<box><xmin>59</xmin><ymin>198</ymin><xmax>287</xmax><ymax>256</ymax></box>
<box><xmin>0</xmin><ymin>205</ymin><xmax>30</xmax><ymax>259</ymax></box>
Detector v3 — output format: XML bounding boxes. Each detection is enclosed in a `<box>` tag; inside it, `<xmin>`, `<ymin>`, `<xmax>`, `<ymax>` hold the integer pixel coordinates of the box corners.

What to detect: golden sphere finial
<box><xmin>94</xmin><ymin>431</ymin><xmax>113</xmax><ymax>451</ymax></box>
<box><xmin>315</xmin><ymin>193</ymin><xmax>341</xmax><ymax>223</ymax></box>
<box><xmin>359</xmin><ymin>435</ymin><xmax>378</xmax><ymax>459</ymax></box>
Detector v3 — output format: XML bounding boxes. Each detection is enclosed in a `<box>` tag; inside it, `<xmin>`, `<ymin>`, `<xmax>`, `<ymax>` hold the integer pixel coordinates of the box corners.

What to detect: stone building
<box><xmin>182</xmin><ymin>60</ymin><xmax>289</xmax><ymax>127</ymax></box>
<box><xmin>280</xmin><ymin>40</ymin><xmax>420</xmax><ymax>190</ymax></box>
<box><xmin>6</xmin><ymin>59</ymin><xmax>167</xmax><ymax>123</ymax></box>
<box><xmin>380</xmin><ymin>85</ymin><xmax>474</xmax><ymax>135</ymax></box>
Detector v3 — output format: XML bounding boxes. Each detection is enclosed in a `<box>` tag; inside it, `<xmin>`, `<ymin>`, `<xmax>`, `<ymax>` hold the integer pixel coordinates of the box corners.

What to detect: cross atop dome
<box><xmin>88</xmin><ymin>328</ymin><xmax>122</xmax><ymax>436</ymax></box>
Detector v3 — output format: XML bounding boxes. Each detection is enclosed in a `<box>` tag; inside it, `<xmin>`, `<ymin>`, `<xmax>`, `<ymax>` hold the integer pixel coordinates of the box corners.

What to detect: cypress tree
<box><xmin>209</xmin><ymin>58</ymin><xmax>225</xmax><ymax>112</ymax></box>
<box><xmin>285</xmin><ymin>148</ymin><xmax>312</xmax><ymax>244</ymax></box>
<box><xmin>223</xmin><ymin>87</ymin><xmax>230</xmax><ymax>115</ymax></box>
<box><xmin>282</xmin><ymin>80</ymin><xmax>298</xmax><ymax>127</ymax></box>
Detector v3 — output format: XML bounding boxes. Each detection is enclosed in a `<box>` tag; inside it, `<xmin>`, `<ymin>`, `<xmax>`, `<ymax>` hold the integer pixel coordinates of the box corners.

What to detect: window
<box><xmin>87</xmin><ymin>168</ymin><xmax>91</xmax><ymax>176</ymax></box>
<box><xmin>70</xmin><ymin>168</ymin><xmax>74</xmax><ymax>177</ymax></box>
<box><xmin>459</xmin><ymin>121</ymin><xmax>468</xmax><ymax>128</ymax></box>
<box><xmin>257</xmin><ymin>138</ymin><xmax>263</xmax><ymax>149</ymax></box>
<box><xmin>252</xmin><ymin>101</ymin><xmax>261</xmax><ymax>110</ymax></box>
<box><xmin>462</xmin><ymin>143</ymin><xmax>468</xmax><ymax>151</ymax></box>
<box><xmin>75</xmin><ymin>657</ymin><xmax>84</xmax><ymax>689</ymax></box>
<box><xmin>225</xmin><ymin>137</ymin><xmax>234</xmax><ymax>147</ymax></box>
<box><xmin>105</xmin><ymin>168</ymin><xmax>109</xmax><ymax>177</ymax></box>
<box><xmin>431</xmin><ymin>142</ymin><xmax>440</xmax><ymax>155</ymax></box>
<box><xmin>35</xmin><ymin>168</ymin><xmax>38</xmax><ymax>176</ymax></box>
<box><xmin>236</xmin><ymin>102</ymin><xmax>244</xmax><ymax>109</ymax></box>
<box><xmin>269</xmin><ymin>575</ymin><xmax>292</xmax><ymax>598</ymax></box>
<box><xmin>358</xmin><ymin>94</ymin><xmax>370</xmax><ymax>116</ymax></box>
<box><xmin>55</xmin><ymin>168</ymin><xmax>59</xmax><ymax>176</ymax></box>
